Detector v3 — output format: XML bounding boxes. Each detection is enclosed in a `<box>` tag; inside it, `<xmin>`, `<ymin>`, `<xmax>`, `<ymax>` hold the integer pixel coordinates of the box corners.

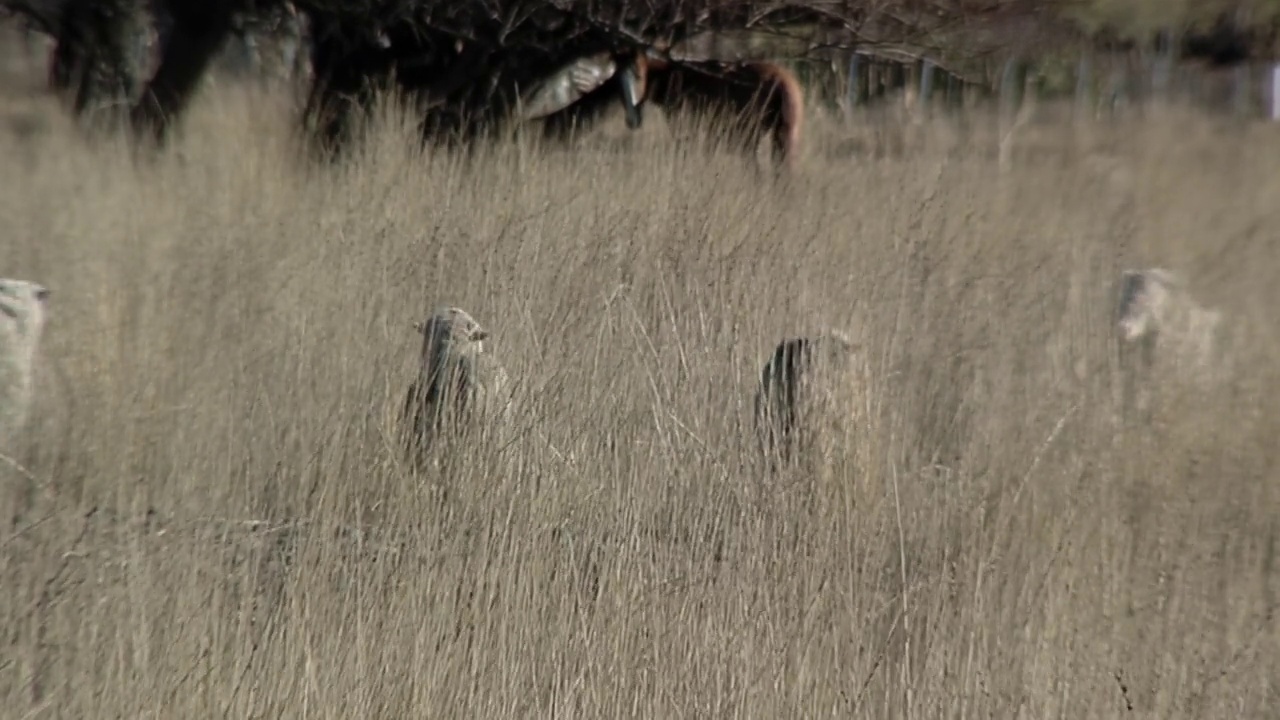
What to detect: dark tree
<box><xmin>130</xmin><ymin>0</ymin><xmax>241</xmax><ymax>143</ymax></box>
<box><xmin>4</xmin><ymin>0</ymin><xmax>1119</xmax><ymax>152</ymax></box>
<box><xmin>47</xmin><ymin>0</ymin><xmax>147</xmax><ymax>125</ymax></box>
<box><xmin>287</xmin><ymin>0</ymin><xmax>1072</xmax><ymax>155</ymax></box>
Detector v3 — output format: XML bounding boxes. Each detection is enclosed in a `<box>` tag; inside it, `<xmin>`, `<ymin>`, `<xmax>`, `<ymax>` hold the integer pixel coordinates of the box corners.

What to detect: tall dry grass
<box><xmin>2</xmin><ymin>68</ymin><xmax>1279</xmax><ymax>718</ymax></box>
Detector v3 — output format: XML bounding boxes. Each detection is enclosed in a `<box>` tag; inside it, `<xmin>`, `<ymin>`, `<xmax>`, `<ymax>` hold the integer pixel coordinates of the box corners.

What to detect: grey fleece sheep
<box><xmin>753</xmin><ymin>329</ymin><xmax>862</xmax><ymax>467</ymax></box>
<box><xmin>401</xmin><ymin>306</ymin><xmax>512</xmax><ymax>469</ymax></box>
<box><xmin>1115</xmin><ymin>268</ymin><xmax>1234</xmax><ymax>417</ymax></box>
<box><xmin>1117</xmin><ymin>268</ymin><xmax>1227</xmax><ymax>378</ymax></box>
<box><xmin>0</xmin><ymin>278</ymin><xmax>51</xmax><ymax>449</ymax></box>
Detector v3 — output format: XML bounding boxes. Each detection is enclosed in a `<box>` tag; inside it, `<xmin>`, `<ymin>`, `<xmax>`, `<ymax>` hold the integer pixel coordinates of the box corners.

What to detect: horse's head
<box><xmin>619</xmin><ymin>45</ymin><xmax>677</xmax><ymax>128</ymax></box>
<box><xmin>617</xmin><ymin>49</ymin><xmax>651</xmax><ymax>129</ymax></box>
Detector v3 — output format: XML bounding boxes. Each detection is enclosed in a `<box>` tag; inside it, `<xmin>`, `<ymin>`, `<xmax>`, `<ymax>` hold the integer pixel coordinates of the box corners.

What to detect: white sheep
<box><xmin>1115</xmin><ymin>267</ymin><xmax>1231</xmax><ymax>417</ymax></box>
<box><xmin>753</xmin><ymin>329</ymin><xmax>864</xmax><ymax>468</ymax></box>
<box><xmin>401</xmin><ymin>305</ymin><xmax>512</xmax><ymax>470</ymax></box>
<box><xmin>0</xmin><ymin>278</ymin><xmax>51</xmax><ymax>449</ymax></box>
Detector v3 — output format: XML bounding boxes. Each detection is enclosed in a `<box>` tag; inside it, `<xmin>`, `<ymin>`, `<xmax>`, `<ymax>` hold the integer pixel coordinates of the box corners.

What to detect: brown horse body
<box><xmin>630</xmin><ymin>53</ymin><xmax>804</xmax><ymax>172</ymax></box>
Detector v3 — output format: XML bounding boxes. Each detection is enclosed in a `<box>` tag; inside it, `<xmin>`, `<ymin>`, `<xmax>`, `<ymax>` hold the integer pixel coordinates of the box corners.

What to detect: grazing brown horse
<box><xmin>519</xmin><ymin>51</ymin><xmax>645</xmax><ymax>141</ymax></box>
<box><xmin>624</xmin><ymin>50</ymin><xmax>805</xmax><ymax>173</ymax></box>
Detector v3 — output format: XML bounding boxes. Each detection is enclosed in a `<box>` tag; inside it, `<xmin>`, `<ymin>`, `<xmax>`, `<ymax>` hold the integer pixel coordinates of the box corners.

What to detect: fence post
<box><xmin>999</xmin><ymin>56</ymin><xmax>1022</xmax><ymax>121</ymax></box>
<box><xmin>1075</xmin><ymin>51</ymin><xmax>1093</xmax><ymax>118</ymax></box>
<box><xmin>1104</xmin><ymin>62</ymin><xmax>1130</xmax><ymax>117</ymax></box>
<box><xmin>1233</xmin><ymin>64</ymin><xmax>1252</xmax><ymax>117</ymax></box>
<box><xmin>847</xmin><ymin>53</ymin><xmax>861</xmax><ymax>109</ymax></box>
<box><xmin>1270</xmin><ymin>63</ymin><xmax>1280</xmax><ymax>120</ymax></box>
<box><xmin>949</xmin><ymin>71</ymin><xmax>966</xmax><ymax>112</ymax></box>
<box><xmin>1152</xmin><ymin>31</ymin><xmax>1173</xmax><ymax>104</ymax></box>
<box><xmin>920</xmin><ymin>59</ymin><xmax>935</xmax><ymax>110</ymax></box>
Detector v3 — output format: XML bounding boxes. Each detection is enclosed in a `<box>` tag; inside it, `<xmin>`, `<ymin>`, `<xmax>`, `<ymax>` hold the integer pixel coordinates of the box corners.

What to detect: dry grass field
<box><xmin>3</xmin><ymin>41</ymin><xmax>1280</xmax><ymax>717</ymax></box>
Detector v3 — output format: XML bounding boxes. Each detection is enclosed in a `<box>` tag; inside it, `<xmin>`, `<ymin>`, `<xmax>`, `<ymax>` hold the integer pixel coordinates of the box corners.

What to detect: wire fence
<box><xmin>796</xmin><ymin>49</ymin><xmax>1280</xmax><ymax>122</ymax></box>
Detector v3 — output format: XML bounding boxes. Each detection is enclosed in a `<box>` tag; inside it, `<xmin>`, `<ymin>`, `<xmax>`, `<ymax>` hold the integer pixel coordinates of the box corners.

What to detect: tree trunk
<box><xmin>49</xmin><ymin>0</ymin><xmax>145</xmax><ymax>126</ymax></box>
<box><xmin>130</xmin><ymin>0</ymin><xmax>235</xmax><ymax>144</ymax></box>
<box><xmin>302</xmin><ymin>16</ymin><xmax>395</xmax><ymax>158</ymax></box>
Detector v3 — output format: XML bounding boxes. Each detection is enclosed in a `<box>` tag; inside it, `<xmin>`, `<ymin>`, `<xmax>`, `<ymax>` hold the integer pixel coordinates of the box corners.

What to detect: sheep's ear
<box><xmin>1120</xmin><ymin>271</ymin><xmax>1146</xmax><ymax>295</ymax></box>
<box><xmin>470</xmin><ymin>327</ymin><xmax>490</xmax><ymax>341</ymax></box>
